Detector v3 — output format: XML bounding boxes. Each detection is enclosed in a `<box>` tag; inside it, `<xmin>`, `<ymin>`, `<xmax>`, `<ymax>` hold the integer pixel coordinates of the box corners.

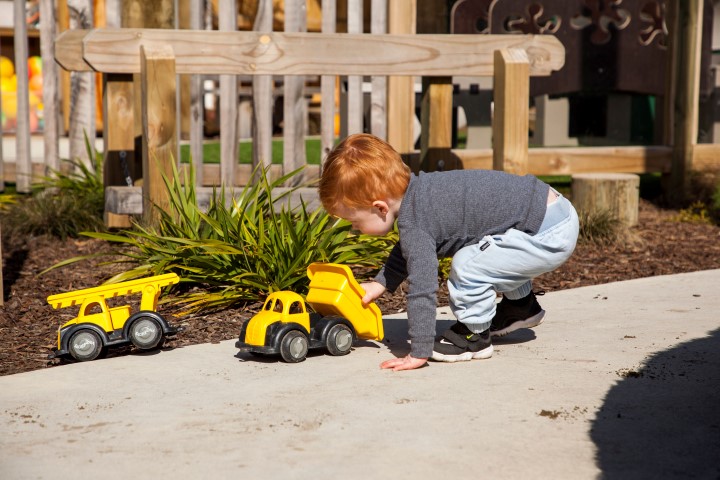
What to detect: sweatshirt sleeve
<box><xmin>373</xmin><ymin>243</ymin><xmax>408</xmax><ymax>292</ymax></box>
<box><xmin>399</xmin><ymin>231</ymin><xmax>439</xmax><ymax>359</ymax></box>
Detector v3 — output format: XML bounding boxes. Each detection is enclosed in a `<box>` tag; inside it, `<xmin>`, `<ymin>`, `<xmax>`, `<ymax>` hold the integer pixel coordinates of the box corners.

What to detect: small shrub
<box><xmin>2</xmin><ymin>190</ymin><xmax>104</xmax><ymax>240</ymax></box>
<box><xmin>578</xmin><ymin>209</ymin><xmax>623</xmax><ymax>245</ymax></box>
<box><xmin>57</xmin><ymin>164</ymin><xmax>391</xmax><ymax>313</ymax></box>
<box><xmin>669</xmin><ymin>201</ymin><xmax>712</xmax><ymax>225</ymax></box>
<box><xmin>1</xmin><ymin>137</ymin><xmax>104</xmax><ymax>240</ymax></box>
<box><xmin>0</xmin><ymin>194</ymin><xmax>16</xmax><ymax>211</ymax></box>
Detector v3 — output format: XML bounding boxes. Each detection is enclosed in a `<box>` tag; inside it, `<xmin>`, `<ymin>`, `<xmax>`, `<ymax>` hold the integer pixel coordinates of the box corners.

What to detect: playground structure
<box><xmin>47</xmin><ymin>272</ymin><xmax>182</xmax><ymax>361</ymax></box>
<box><xmin>2</xmin><ymin>0</ymin><xmax>719</xmax><ymax>221</ymax></box>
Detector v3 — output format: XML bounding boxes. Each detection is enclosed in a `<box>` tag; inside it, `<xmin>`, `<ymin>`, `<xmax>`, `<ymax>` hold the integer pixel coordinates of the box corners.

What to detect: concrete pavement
<box><xmin>1</xmin><ymin>270</ymin><xmax>719</xmax><ymax>480</ymax></box>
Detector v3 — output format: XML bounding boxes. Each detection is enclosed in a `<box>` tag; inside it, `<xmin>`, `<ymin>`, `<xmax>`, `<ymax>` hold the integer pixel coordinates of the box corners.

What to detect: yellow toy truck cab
<box><xmin>236</xmin><ymin>263</ymin><xmax>384</xmax><ymax>363</ymax></box>
<box><xmin>47</xmin><ymin>273</ymin><xmax>182</xmax><ymax>362</ymax></box>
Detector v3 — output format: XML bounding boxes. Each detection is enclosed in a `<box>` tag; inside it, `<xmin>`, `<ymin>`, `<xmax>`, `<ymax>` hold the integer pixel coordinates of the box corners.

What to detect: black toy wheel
<box><xmin>326</xmin><ymin>324</ymin><xmax>354</xmax><ymax>356</ymax></box>
<box><xmin>279</xmin><ymin>330</ymin><xmax>308</xmax><ymax>363</ymax></box>
<box><xmin>129</xmin><ymin>316</ymin><xmax>164</xmax><ymax>350</ymax></box>
<box><xmin>68</xmin><ymin>329</ymin><xmax>104</xmax><ymax>362</ymax></box>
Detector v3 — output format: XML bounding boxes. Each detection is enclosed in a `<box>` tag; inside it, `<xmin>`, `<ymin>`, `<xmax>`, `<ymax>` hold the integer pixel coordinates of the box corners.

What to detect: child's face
<box><xmin>335</xmin><ymin>202</ymin><xmax>396</xmax><ymax>236</ymax></box>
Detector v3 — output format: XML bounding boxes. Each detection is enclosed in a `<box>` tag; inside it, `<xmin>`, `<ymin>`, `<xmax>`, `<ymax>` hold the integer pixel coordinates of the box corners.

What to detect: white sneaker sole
<box><xmin>490</xmin><ymin>310</ymin><xmax>546</xmax><ymax>338</ymax></box>
<box><xmin>431</xmin><ymin>344</ymin><xmax>494</xmax><ymax>363</ymax></box>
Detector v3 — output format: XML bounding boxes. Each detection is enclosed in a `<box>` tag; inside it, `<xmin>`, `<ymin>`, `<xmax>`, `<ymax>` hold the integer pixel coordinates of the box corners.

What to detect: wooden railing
<box><xmin>54</xmin><ymin>28</ymin><xmax>565</xmax><ymax>219</ymax></box>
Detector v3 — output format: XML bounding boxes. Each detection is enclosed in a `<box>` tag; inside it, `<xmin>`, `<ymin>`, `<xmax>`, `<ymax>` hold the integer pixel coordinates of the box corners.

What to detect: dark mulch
<box><xmin>1</xmin><ymin>199</ymin><xmax>719</xmax><ymax>376</ymax></box>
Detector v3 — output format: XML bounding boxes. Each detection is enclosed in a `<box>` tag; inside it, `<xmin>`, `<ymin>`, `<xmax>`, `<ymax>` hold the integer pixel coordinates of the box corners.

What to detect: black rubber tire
<box><xmin>279</xmin><ymin>330</ymin><xmax>309</xmax><ymax>363</ymax></box>
<box><xmin>68</xmin><ymin>329</ymin><xmax>104</xmax><ymax>362</ymax></box>
<box><xmin>326</xmin><ymin>323</ymin><xmax>354</xmax><ymax>356</ymax></box>
<box><xmin>129</xmin><ymin>316</ymin><xmax>164</xmax><ymax>350</ymax></box>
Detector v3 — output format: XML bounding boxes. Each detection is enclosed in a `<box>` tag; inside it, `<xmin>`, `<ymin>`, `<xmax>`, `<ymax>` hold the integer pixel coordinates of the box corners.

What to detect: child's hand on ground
<box><xmin>360</xmin><ymin>281</ymin><xmax>386</xmax><ymax>305</ymax></box>
<box><xmin>380</xmin><ymin>355</ymin><xmax>427</xmax><ymax>371</ymax></box>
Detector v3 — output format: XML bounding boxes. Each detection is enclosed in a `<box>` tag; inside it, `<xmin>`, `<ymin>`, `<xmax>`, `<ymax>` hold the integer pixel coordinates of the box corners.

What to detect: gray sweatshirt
<box><xmin>374</xmin><ymin>170</ymin><xmax>550</xmax><ymax>358</ymax></box>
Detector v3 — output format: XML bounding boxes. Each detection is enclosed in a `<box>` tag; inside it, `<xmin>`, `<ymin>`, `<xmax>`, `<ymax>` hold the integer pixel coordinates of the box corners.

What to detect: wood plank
<box><xmin>455</xmin><ymin>146</ymin><xmax>676</xmax><ymax>175</ymax></box>
<box><xmin>419</xmin><ymin>76</ymin><xmax>454</xmax><ymax>171</ymax></box>
<box><xmin>252</xmin><ymin>0</ymin><xmax>274</xmax><ymax>177</ymax></box>
<box><xmin>370</xmin><ymin>0</ymin><xmax>388</xmax><ymax>140</ymax></box>
<box><xmin>9</xmin><ymin>144</ymin><xmax>719</xmax><ymax>186</ymax></box>
<box><xmin>189</xmin><ymin>0</ymin><xmax>205</xmax><ymax>186</ymax></box>
<box><xmin>320</xmin><ymin>0</ymin><xmax>337</xmax><ymax>169</ymax></box>
<box><xmin>54</xmin><ymin>30</ymin><xmax>94</xmax><ymax>72</ymax></box>
<box><xmin>40</xmin><ymin>0</ymin><xmax>60</xmax><ymax>173</ymax></box>
<box><xmin>346</xmin><ymin>0</ymin><xmax>364</xmax><ymax>135</ymax></box>
<box><xmin>283</xmin><ymin>0</ymin><xmax>307</xmax><ymax>186</ymax></box>
<box><xmin>105</xmin><ymin>185</ymin><xmax>322</xmax><ymax>215</ymax></box>
<box><xmin>67</xmin><ymin>0</ymin><xmax>96</xmax><ymax>165</ymax></box>
<box><xmin>56</xmin><ymin>0</ymin><xmax>72</xmax><ymax>134</ymax></box>
<box><xmin>14</xmin><ymin>0</ymin><xmax>33</xmax><ymax>193</ymax></box>
<box><xmin>492</xmin><ymin>48</ymin><xmax>529</xmax><ymax>174</ymax></box>
<box><xmin>140</xmin><ymin>44</ymin><xmax>177</xmax><ymax>222</ymax></box>
<box><xmin>103</xmin><ymin>71</ymin><xmax>138</xmax><ymax>218</ymax></box>
<box><xmin>387</xmin><ymin>0</ymin><xmax>416</xmax><ymax>157</ymax></box>
<box><xmin>666</xmin><ymin>0</ymin><xmax>704</xmax><ymax>203</ymax></box>
<box><xmin>219</xmin><ymin>0</ymin><xmax>238</xmax><ymax>188</ymax></box>
<box><xmin>78</xmin><ymin>29</ymin><xmax>565</xmax><ymax>76</ymax></box>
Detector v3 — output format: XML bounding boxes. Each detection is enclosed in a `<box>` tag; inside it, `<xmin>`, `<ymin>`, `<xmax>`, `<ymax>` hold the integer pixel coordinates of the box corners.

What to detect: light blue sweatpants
<box><xmin>448</xmin><ymin>192</ymin><xmax>579</xmax><ymax>333</ymax></box>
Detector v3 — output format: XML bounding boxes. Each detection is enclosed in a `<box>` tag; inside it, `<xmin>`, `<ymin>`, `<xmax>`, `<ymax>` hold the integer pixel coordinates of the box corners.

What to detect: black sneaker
<box><xmin>489</xmin><ymin>291</ymin><xmax>546</xmax><ymax>338</ymax></box>
<box><xmin>431</xmin><ymin>322</ymin><xmax>493</xmax><ymax>362</ymax></box>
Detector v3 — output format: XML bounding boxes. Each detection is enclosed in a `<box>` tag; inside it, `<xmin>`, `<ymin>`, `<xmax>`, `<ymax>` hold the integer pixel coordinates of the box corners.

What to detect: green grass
<box><xmin>180</xmin><ymin>138</ymin><xmax>323</xmax><ymax>165</ymax></box>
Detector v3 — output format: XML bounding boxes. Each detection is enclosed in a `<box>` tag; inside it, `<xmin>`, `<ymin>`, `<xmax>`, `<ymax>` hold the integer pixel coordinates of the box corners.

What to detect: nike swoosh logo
<box><xmin>439</xmin><ymin>339</ymin><xmax>455</xmax><ymax>345</ymax></box>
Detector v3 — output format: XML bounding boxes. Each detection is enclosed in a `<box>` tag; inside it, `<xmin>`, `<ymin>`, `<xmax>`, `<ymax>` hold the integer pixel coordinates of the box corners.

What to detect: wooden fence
<box><xmin>3</xmin><ymin>0</ymin><xmax>719</xmax><ymax>216</ymax></box>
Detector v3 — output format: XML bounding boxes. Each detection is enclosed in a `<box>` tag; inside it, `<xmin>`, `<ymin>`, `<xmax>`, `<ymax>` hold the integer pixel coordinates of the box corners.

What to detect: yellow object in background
<box><xmin>0</xmin><ymin>56</ymin><xmax>13</xmax><ymax>79</ymax></box>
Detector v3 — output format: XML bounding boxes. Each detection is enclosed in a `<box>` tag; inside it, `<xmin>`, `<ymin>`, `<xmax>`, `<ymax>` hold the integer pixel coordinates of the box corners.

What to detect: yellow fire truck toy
<box><xmin>236</xmin><ymin>263</ymin><xmax>384</xmax><ymax>363</ymax></box>
<box><xmin>47</xmin><ymin>273</ymin><xmax>182</xmax><ymax>362</ymax></box>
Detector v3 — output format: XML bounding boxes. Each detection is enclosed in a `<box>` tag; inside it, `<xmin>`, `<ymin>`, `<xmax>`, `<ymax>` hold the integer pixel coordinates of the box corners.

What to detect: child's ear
<box><xmin>372</xmin><ymin>200</ymin><xmax>389</xmax><ymax>215</ymax></box>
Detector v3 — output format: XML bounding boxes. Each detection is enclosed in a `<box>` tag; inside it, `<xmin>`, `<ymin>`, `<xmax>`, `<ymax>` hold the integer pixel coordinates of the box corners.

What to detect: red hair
<box><xmin>319</xmin><ymin>134</ymin><xmax>411</xmax><ymax>215</ymax></box>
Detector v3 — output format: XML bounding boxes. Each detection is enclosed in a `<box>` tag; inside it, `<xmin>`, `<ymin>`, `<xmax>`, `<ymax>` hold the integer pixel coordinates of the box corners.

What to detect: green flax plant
<box><xmin>71</xmin><ymin>163</ymin><xmax>390</xmax><ymax>313</ymax></box>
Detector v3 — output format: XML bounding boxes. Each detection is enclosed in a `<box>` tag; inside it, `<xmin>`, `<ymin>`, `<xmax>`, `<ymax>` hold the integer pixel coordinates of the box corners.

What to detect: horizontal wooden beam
<box><xmin>57</xmin><ymin>28</ymin><xmax>565</xmax><ymax>76</ymax></box>
<box><xmin>106</xmin><ymin>186</ymin><xmax>322</xmax><ymax>215</ymax></box>
<box><xmin>54</xmin><ymin>29</ymin><xmax>94</xmax><ymax>71</ymax></box>
<box><xmin>455</xmin><ymin>146</ymin><xmax>679</xmax><ymax>175</ymax></box>
<box><xmin>7</xmin><ymin>146</ymin><xmax>718</xmax><ymax>194</ymax></box>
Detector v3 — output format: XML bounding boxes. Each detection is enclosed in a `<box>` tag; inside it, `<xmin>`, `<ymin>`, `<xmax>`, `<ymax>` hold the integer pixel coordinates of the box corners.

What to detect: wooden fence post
<box><xmin>493</xmin><ymin>48</ymin><xmax>529</xmax><ymax>175</ymax></box>
<box><xmin>103</xmin><ymin>73</ymin><xmax>136</xmax><ymax>228</ymax></box>
<box><xmin>320</xmin><ymin>0</ymin><xmax>337</xmax><ymax>169</ymax></box>
<box><xmin>218</xmin><ymin>0</ymin><xmax>238</xmax><ymax>188</ymax></box>
<box><xmin>283</xmin><ymin>0</ymin><xmax>308</xmax><ymax>186</ymax></box>
<box><xmin>39</xmin><ymin>0</ymin><xmax>60</xmax><ymax>174</ymax></box>
<box><xmin>189</xmin><ymin>0</ymin><xmax>205</xmax><ymax>186</ymax></box>
<box><xmin>420</xmin><ymin>77</ymin><xmax>454</xmax><ymax>171</ymax></box>
<box><xmin>14</xmin><ymin>0</ymin><xmax>32</xmax><ymax>193</ymax></box>
<box><xmin>252</xmin><ymin>0</ymin><xmax>274</xmax><ymax>179</ymax></box>
<box><xmin>345</xmin><ymin>0</ymin><xmax>364</xmax><ymax>136</ymax></box>
<box><xmin>665</xmin><ymin>0</ymin><xmax>704</xmax><ymax>204</ymax></box>
<box><xmin>387</xmin><ymin>0</ymin><xmax>416</xmax><ymax>162</ymax></box>
<box><xmin>370</xmin><ymin>0</ymin><xmax>388</xmax><ymax>140</ymax></box>
<box><xmin>140</xmin><ymin>44</ymin><xmax>177</xmax><ymax>222</ymax></box>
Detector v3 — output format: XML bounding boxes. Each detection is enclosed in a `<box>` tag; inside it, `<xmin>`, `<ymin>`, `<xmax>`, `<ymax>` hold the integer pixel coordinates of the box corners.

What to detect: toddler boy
<box><xmin>318</xmin><ymin>134</ymin><xmax>579</xmax><ymax>371</ymax></box>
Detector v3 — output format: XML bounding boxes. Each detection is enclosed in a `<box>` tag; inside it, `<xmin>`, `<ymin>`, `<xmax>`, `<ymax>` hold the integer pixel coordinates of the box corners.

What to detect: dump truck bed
<box><xmin>306</xmin><ymin>263</ymin><xmax>384</xmax><ymax>341</ymax></box>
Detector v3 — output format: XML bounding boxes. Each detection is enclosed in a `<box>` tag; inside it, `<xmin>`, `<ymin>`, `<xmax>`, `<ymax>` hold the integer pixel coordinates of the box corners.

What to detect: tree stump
<box><xmin>571</xmin><ymin>173</ymin><xmax>640</xmax><ymax>227</ymax></box>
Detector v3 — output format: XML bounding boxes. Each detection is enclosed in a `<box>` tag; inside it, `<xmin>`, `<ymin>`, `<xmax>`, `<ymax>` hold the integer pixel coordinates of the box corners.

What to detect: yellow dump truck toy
<box><xmin>236</xmin><ymin>263</ymin><xmax>384</xmax><ymax>363</ymax></box>
<box><xmin>47</xmin><ymin>273</ymin><xmax>182</xmax><ymax>362</ymax></box>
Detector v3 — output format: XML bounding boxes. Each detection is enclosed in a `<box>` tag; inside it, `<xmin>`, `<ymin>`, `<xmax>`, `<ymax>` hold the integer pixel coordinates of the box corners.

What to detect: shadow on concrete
<box><xmin>591</xmin><ymin>328</ymin><xmax>720</xmax><ymax>479</ymax></box>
